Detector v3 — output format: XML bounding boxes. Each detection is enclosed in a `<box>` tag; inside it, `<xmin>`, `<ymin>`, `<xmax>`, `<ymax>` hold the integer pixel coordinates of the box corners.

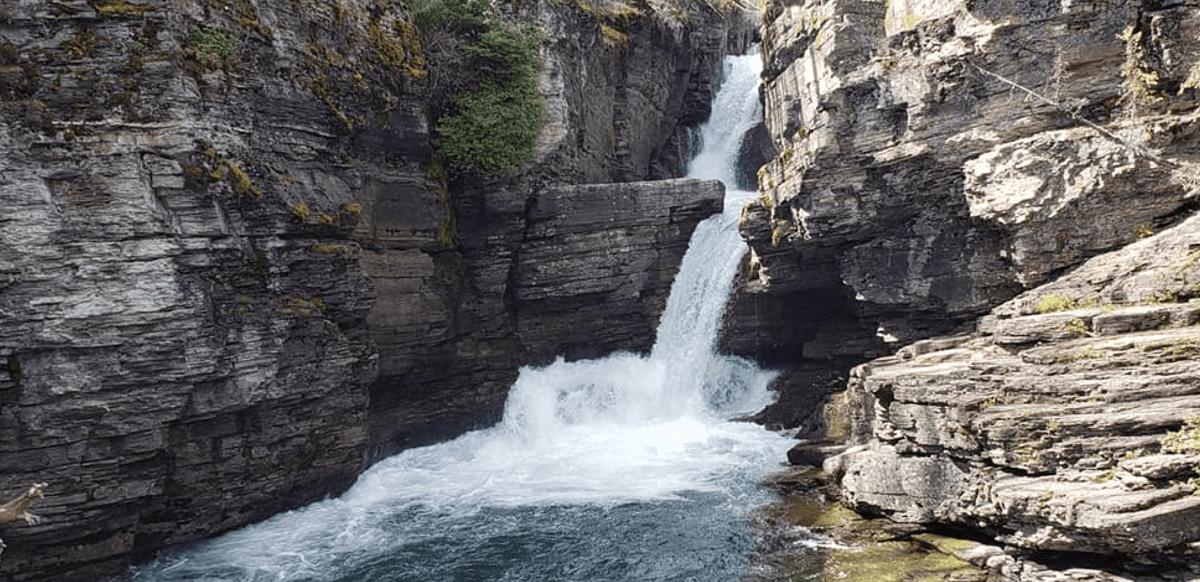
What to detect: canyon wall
<box><xmin>747</xmin><ymin>0</ymin><xmax>1200</xmax><ymax>574</ymax></box>
<box><xmin>734</xmin><ymin>0</ymin><xmax>1200</xmax><ymax>433</ymax></box>
<box><xmin>0</xmin><ymin>0</ymin><xmax>752</xmax><ymax>578</ymax></box>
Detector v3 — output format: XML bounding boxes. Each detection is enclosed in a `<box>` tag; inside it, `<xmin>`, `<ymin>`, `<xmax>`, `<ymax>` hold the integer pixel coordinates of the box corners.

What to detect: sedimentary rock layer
<box><xmin>736</xmin><ymin>0</ymin><xmax>1200</xmax><ymax>435</ymax></box>
<box><xmin>827</xmin><ymin>211</ymin><xmax>1200</xmax><ymax>557</ymax></box>
<box><xmin>0</xmin><ymin>0</ymin><xmax>746</xmax><ymax>578</ymax></box>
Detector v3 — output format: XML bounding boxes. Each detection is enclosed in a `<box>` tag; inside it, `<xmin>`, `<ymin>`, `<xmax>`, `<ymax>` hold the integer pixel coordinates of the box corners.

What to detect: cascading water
<box><xmin>130</xmin><ymin>51</ymin><xmax>790</xmax><ymax>582</ymax></box>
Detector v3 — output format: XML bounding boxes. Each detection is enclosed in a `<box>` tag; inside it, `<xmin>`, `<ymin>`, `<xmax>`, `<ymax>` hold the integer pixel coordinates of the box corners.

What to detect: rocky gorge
<box><xmin>0</xmin><ymin>0</ymin><xmax>753</xmax><ymax>578</ymax></box>
<box><xmin>3</xmin><ymin>0</ymin><xmax>1200</xmax><ymax>580</ymax></box>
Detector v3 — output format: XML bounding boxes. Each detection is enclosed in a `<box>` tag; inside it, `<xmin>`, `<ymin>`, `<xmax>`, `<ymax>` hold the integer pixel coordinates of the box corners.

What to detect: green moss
<box><xmin>312</xmin><ymin>73</ymin><xmax>354</xmax><ymax>131</ymax></box>
<box><xmin>771</xmin><ymin>219</ymin><xmax>793</xmax><ymax>247</ymax></box>
<box><xmin>89</xmin><ymin>0</ymin><xmax>155</xmax><ymax>17</ymax></box>
<box><xmin>1035</xmin><ymin>293</ymin><xmax>1077</xmax><ymax>314</ymax></box>
<box><xmin>311</xmin><ymin>243</ymin><xmax>357</xmax><ymax>257</ymax></box>
<box><xmin>281</xmin><ymin>295</ymin><xmax>314</xmax><ymax>317</ymax></box>
<box><xmin>364</xmin><ymin>16</ymin><xmax>432</xmax><ymax>79</ymax></box>
<box><xmin>62</xmin><ymin>28</ymin><xmax>106</xmax><ymax>59</ymax></box>
<box><xmin>777</xmin><ymin>496</ymin><xmax>859</xmax><ymax>529</ymax></box>
<box><xmin>291</xmin><ymin>202</ymin><xmax>312</xmax><ymax>220</ymax></box>
<box><xmin>221</xmin><ymin>159</ymin><xmax>260</xmax><ymax>197</ymax></box>
<box><xmin>1162</xmin><ymin>417</ymin><xmax>1200</xmax><ymax>453</ymax></box>
<box><xmin>823</xmin><ymin>536</ymin><xmax>978</xmax><ymax>582</ymax></box>
<box><xmin>600</xmin><ymin>23</ymin><xmax>628</xmax><ymax>48</ymax></box>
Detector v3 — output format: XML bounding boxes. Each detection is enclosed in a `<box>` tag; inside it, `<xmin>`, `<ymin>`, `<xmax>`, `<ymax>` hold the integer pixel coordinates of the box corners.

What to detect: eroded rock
<box><xmin>828</xmin><ymin>214</ymin><xmax>1200</xmax><ymax>558</ymax></box>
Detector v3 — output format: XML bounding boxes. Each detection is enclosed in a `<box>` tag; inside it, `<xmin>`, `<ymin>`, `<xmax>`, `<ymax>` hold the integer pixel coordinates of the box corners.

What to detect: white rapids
<box><xmin>130</xmin><ymin>51</ymin><xmax>789</xmax><ymax>582</ymax></box>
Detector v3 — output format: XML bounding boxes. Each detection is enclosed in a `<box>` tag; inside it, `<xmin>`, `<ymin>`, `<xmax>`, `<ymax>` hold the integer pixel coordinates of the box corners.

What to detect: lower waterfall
<box><xmin>130</xmin><ymin>51</ymin><xmax>791</xmax><ymax>582</ymax></box>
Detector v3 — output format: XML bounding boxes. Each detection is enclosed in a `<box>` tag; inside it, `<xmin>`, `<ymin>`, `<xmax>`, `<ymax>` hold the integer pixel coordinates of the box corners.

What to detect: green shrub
<box><xmin>437</xmin><ymin>19</ymin><xmax>545</xmax><ymax>176</ymax></box>
<box><xmin>190</xmin><ymin>26</ymin><xmax>237</xmax><ymax>61</ymax></box>
<box><xmin>406</xmin><ymin>0</ymin><xmax>489</xmax><ymax>31</ymax></box>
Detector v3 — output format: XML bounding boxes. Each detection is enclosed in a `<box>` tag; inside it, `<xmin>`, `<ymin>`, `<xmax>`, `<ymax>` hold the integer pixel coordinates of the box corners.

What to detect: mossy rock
<box><xmin>766</xmin><ymin>492</ymin><xmax>992</xmax><ymax>582</ymax></box>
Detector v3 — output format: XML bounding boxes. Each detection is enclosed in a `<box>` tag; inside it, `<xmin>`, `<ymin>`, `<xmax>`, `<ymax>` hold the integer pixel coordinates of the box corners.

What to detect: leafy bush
<box><xmin>406</xmin><ymin>0</ymin><xmax>545</xmax><ymax>176</ymax></box>
<box><xmin>190</xmin><ymin>26</ymin><xmax>237</xmax><ymax>61</ymax></box>
<box><xmin>436</xmin><ymin>19</ymin><xmax>545</xmax><ymax>176</ymax></box>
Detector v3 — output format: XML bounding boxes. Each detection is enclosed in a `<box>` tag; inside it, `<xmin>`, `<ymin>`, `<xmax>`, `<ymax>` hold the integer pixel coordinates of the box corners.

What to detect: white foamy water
<box><xmin>131</xmin><ymin>52</ymin><xmax>788</xmax><ymax>582</ymax></box>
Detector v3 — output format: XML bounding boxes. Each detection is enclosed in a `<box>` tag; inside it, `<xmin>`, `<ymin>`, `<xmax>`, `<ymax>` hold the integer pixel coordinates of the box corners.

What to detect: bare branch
<box><xmin>969</xmin><ymin>60</ymin><xmax>1180</xmax><ymax>169</ymax></box>
<box><xmin>0</xmin><ymin>483</ymin><xmax>47</xmax><ymax>526</ymax></box>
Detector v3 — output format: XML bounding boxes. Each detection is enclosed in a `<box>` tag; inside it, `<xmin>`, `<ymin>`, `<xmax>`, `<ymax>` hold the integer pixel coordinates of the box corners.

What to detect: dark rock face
<box><xmin>365</xmin><ymin>178</ymin><xmax>724</xmax><ymax>457</ymax></box>
<box><xmin>735</xmin><ymin>0</ymin><xmax>1200</xmax><ymax>436</ymax></box>
<box><xmin>0</xmin><ymin>0</ymin><xmax>745</xmax><ymax>579</ymax></box>
<box><xmin>513</xmin><ymin>179</ymin><xmax>724</xmax><ymax>362</ymax></box>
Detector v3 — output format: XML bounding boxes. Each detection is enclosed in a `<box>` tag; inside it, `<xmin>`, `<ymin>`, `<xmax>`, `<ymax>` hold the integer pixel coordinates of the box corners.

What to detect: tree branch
<box><xmin>969</xmin><ymin>60</ymin><xmax>1180</xmax><ymax>168</ymax></box>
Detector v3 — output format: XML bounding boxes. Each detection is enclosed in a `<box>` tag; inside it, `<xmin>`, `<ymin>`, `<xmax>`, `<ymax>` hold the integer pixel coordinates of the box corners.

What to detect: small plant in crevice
<box><xmin>1034</xmin><ymin>293</ymin><xmax>1077</xmax><ymax>314</ymax></box>
<box><xmin>189</xmin><ymin>25</ymin><xmax>237</xmax><ymax>63</ymax></box>
<box><xmin>1117</xmin><ymin>24</ymin><xmax>1162</xmax><ymax>115</ymax></box>
<box><xmin>1061</xmin><ymin>317</ymin><xmax>1089</xmax><ymax>337</ymax></box>
<box><xmin>1162</xmin><ymin>417</ymin><xmax>1200</xmax><ymax>454</ymax></box>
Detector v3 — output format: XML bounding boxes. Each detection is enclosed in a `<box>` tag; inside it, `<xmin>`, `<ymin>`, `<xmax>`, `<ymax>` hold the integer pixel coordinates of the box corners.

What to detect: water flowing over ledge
<box><xmin>130</xmin><ymin>52</ymin><xmax>789</xmax><ymax>582</ymax></box>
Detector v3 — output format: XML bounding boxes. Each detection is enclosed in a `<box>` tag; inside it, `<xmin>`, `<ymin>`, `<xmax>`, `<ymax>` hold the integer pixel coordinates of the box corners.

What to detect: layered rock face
<box><xmin>0</xmin><ymin>0</ymin><xmax>745</xmax><ymax>579</ymax></box>
<box><xmin>734</xmin><ymin>0</ymin><xmax>1200</xmax><ymax>433</ymax></box>
<box><xmin>365</xmin><ymin>177</ymin><xmax>724</xmax><ymax>456</ymax></box>
<box><xmin>362</xmin><ymin>1</ymin><xmax>754</xmax><ymax>455</ymax></box>
<box><xmin>831</xmin><ymin>212</ymin><xmax>1200</xmax><ymax>563</ymax></box>
<box><xmin>746</xmin><ymin>0</ymin><xmax>1200</xmax><ymax>572</ymax></box>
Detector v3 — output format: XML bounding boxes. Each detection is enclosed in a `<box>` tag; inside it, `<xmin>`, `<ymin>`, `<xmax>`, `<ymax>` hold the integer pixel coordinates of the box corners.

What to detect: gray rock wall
<box><xmin>736</xmin><ymin>0</ymin><xmax>1200</xmax><ymax>436</ymax></box>
<box><xmin>0</xmin><ymin>0</ymin><xmax>747</xmax><ymax>578</ymax></box>
<box><xmin>828</xmin><ymin>212</ymin><xmax>1200</xmax><ymax>559</ymax></box>
<box><xmin>750</xmin><ymin>0</ymin><xmax>1200</xmax><ymax>571</ymax></box>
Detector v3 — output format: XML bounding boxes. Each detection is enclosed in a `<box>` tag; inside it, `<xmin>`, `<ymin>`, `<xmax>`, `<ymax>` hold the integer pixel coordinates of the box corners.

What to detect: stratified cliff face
<box><xmin>832</xmin><ymin>216</ymin><xmax>1200</xmax><ymax>560</ymax></box>
<box><xmin>748</xmin><ymin>0</ymin><xmax>1200</xmax><ymax>574</ymax></box>
<box><xmin>734</xmin><ymin>0</ymin><xmax>1200</xmax><ymax>435</ymax></box>
<box><xmin>0</xmin><ymin>0</ymin><xmax>749</xmax><ymax>578</ymax></box>
<box><xmin>364</xmin><ymin>0</ymin><xmax>756</xmax><ymax>456</ymax></box>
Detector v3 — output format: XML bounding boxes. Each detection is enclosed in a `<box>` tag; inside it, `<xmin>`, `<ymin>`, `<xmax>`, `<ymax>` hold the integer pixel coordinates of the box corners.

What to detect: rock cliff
<box><xmin>0</xmin><ymin>0</ymin><xmax>750</xmax><ymax>578</ymax></box>
<box><xmin>747</xmin><ymin>0</ymin><xmax>1200</xmax><ymax>576</ymax></box>
<box><xmin>737</xmin><ymin>0</ymin><xmax>1200</xmax><ymax>430</ymax></box>
<box><xmin>827</xmin><ymin>212</ymin><xmax>1200</xmax><ymax>577</ymax></box>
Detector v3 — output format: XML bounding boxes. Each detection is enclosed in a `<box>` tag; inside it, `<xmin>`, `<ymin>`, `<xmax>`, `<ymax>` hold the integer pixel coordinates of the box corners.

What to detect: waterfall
<box><xmin>131</xmin><ymin>52</ymin><xmax>788</xmax><ymax>582</ymax></box>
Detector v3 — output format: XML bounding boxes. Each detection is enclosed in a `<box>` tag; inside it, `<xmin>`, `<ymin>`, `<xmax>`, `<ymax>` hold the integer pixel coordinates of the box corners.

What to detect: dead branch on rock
<box><xmin>970</xmin><ymin>60</ymin><xmax>1181</xmax><ymax>169</ymax></box>
<box><xmin>0</xmin><ymin>483</ymin><xmax>47</xmax><ymax>561</ymax></box>
<box><xmin>0</xmin><ymin>483</ymin><xmax>46</xmax><ymax>526</ymax></box>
